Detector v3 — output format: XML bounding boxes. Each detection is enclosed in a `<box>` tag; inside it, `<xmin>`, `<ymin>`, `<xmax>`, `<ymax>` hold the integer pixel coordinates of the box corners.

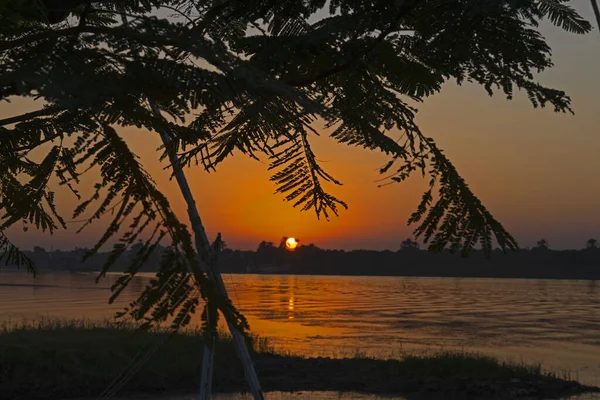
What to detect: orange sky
<box><xmin>3</xmin><ymin>0</ymin><xmax>600</xmax><ymax>251</ymax></box>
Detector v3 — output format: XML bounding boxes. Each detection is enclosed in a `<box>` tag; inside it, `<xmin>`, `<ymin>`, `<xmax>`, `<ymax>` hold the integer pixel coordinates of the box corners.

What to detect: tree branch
<box><xmin>0</xmin><ymin>106</ymin><xmax>61</xmax><ymax>127</ymax></box>
<box><xmin>0</xmin><ymin>27</ymin><xmax>81</xmax><ymax>50</ymax></box>
<box><xmin>283</xmin><ymin>0</ymin><xmax>418</xmax><ymax>87</ymax></box>
<box><xmin>160</xmin><ymin>5</ymin><xmax>195</xmax><ymax>25</ymax></box>
<box><xmin>8</xmin><ymin>133</ymin><xmax>63</xmax><ymax>152</ymax></box>
<box><xmin>0</xmin><ymin>24</ymin><xmax>162</xmax><ymax>50</ymax></box>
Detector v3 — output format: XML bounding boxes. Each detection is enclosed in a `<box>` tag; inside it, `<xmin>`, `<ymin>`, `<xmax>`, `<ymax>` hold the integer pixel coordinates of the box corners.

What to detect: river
<box><xmin>1</xmin><ymin>271</ymin><xmax>599</xmax><ymax>387</ymax></box>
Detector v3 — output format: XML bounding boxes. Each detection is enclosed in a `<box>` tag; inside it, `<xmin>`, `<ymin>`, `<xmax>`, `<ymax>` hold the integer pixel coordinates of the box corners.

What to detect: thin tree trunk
<box><xmin>199</xmin><ymin>336</ymin><xmax>215</xmax><ymax>398</ymax></box>
<box><xmin>151</xmin><ymin>105</ymin><xmax>265</xmax><ymax>400</ymax></box>
<box><xmin>592</xmin><ymin>0</ymin><xmax>600</xmax><ymax>34</ymax></box>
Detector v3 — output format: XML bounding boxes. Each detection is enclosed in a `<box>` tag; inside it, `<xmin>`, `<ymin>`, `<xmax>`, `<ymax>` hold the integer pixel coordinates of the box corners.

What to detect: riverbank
<box><xmin>7</xmin><ymin>245</ymin><xmax>600</xmax><ymax>280</ymax></box>
<box><xmin>0</xmin><ymin>320</ymin><xmax>598</xmax><ymax>400</ymax></box>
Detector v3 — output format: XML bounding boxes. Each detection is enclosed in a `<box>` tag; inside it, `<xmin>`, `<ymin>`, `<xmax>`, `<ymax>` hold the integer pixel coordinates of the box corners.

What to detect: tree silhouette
<box><xmin>279</xmin><ymin>237</ymin><xmax>289</xmax><ymax>249</ymax></box>
<box><xmin>586</xmin><ymin>238</ymin><xmax>598</xmax><ymax>249</ymax></box>
<box><xmin>257</xmin><ymin>241</ymin><xmax>276</xmax><ymax>253</ymax></box>
<box><xmin>535</xmin><ymin>239</ymin><xmax>550</xmax><ymax>250</ymax></box>
<box><xmin>32</xmin><ymin>246</ymin><xmax>45</xmax><ymax>255</ymax></box>
<box><xmin>400</xmin><ymin>238</ymin><xmax>420</xmax><ymax>251</ymax></box>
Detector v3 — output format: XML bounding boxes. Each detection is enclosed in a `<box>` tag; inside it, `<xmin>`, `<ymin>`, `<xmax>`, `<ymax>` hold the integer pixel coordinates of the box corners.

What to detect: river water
<box><xmin>1</xmin><ymin>272</ymin><xmax>599</xmax><ymax>388</ymax></box>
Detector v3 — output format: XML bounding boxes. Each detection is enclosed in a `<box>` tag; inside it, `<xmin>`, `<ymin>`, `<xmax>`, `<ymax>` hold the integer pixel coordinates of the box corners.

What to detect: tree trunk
<box><xmin>151</xmin><ymin>105</ymin><xmax>265</xmax><ymax>400</ymax></box>
<box><xmin>199</xmin><ymin>336</ymin><xmax>215</xmax><ymax>399</ymax></box>
<box><xmin>592</xmin><ymin>0</ymin><xmax>600</xmax><ymax>34</ymax></box>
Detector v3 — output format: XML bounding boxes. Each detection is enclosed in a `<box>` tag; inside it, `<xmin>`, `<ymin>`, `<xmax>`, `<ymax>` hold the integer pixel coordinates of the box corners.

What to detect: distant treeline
<box><xmin>3</xmin><ymin>238</ymin><xmax>600</xmax><ymax>280</ymax></box>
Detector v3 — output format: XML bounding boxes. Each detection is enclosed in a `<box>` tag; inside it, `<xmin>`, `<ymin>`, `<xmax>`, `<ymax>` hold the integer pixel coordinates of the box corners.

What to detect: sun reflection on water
<box><xmin>288</xmin><ymin>296</ymin><xmax>295</xmax><ymax>319</ymax></box>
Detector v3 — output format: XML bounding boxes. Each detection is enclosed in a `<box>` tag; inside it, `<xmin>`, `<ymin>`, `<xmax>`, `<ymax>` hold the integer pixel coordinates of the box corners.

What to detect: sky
<box><xmin>3</xmin><ymin>0</ymin><xmax>600</xmax><ymax>251</ymax></box>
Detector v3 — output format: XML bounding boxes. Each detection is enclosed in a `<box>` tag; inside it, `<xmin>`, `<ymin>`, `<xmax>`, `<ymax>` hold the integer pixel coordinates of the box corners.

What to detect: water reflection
<box><xmin>97</xmin><ymin>391</ymin><xmax>600</xmax><ymax>400</ymax></box>
<box><xmin>1</xmin><ymin>272</ymin><xmax>599</xmax><ymax>385</ymax></box>
<box><xmin>536</xmin><ymin>279</ymin><xmax>548</xmax><ymax>295</ymax></box>
<box><xmin>102</xmin><ymin>392</ymin><xmax>407</xmax><ymax>400</ymax></box>
<box><xmin>214</xmin><ymin>392</ymin><xmax>406</xmax><ymax>400</ymax></box>
<box><xmin>288</xmin><ymin>296</ymin><xmax>295</xmax><ymax>320</ymax></box>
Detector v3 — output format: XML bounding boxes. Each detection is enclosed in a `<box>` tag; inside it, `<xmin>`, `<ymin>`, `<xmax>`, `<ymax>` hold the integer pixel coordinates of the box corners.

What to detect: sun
<box><xmin>285</xmin><ymin>237</ymin><xmax>298</xmax><ymax>250</ymax></box>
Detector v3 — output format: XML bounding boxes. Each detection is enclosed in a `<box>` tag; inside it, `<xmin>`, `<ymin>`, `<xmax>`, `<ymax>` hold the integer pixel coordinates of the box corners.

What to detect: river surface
<box><xmin>1</xmin><ymin>272</ymin><xmax>599</xmax><ymax>388</ymax></box>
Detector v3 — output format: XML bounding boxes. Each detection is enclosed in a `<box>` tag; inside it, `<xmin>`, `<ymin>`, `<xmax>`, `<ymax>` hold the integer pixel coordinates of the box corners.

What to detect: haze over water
<box><xmin>1</xmin><ymin>272</ymin><xmax>599</xmax><ymax>387</ymax></box>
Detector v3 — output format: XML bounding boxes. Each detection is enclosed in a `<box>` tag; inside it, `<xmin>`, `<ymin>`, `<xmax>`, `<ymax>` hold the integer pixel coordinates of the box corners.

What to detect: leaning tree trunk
<box><xmin>592</xmin><ymin>0</ymin><xmax>600</xmax><ymax>34</ymax></box>
<box><xmin>199</xmin><ymin>330</ymin><xmax>216</xmax><ymax>398</ymax></box>
<box><xmin>151</xmin><ymin>105</ymin><xmax>265</xmax><ymax>400</ymax></box>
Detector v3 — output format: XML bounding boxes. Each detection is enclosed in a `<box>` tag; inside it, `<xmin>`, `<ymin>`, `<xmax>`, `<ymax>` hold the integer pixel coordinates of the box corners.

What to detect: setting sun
<box><xmin>285</xmin><ymin>237</ymin><xmax>298</xmax><ymax>250</ymax></box>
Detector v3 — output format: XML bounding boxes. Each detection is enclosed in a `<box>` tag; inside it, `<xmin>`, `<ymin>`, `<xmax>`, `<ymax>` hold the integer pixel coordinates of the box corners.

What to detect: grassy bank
<box><xmin>0</xmin><ymin>319</ymin><xmax>597</xmax><ymax>400</ymax></box>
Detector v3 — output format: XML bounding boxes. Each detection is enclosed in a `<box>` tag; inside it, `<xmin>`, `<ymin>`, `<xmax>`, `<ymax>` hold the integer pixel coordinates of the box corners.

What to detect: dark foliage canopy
<box><xmin>0</xmin><ymin>0</ymin><xmax>591</xmax><ymax>328</ymax></box>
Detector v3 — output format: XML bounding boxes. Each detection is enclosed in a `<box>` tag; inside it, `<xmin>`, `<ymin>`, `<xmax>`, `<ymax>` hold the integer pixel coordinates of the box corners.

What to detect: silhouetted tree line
<box><xmin>2</xmin><ymin>238</ymin><xmax>599</xmax><ymax>280</ymax></box>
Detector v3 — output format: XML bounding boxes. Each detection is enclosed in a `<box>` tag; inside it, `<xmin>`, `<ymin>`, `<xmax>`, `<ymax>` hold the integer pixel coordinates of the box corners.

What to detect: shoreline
<box><xmin>1</xmin><ymin>320</ymin><xmax>598</xmax><ymax>400</ymax></box>
<box><xmin>3</xmin><ymin>269</ymin><xmax>600</xmax><ymax>282</ymax></box>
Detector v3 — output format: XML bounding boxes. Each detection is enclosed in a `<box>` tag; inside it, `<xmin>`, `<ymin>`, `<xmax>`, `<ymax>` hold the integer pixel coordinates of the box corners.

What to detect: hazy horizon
<box><xmin>11</xmin><ymin>241</ymin><xmax>599</xmax><ymax>252</ymax></box>
<box><xmin>2</xmin><ymin>0</ymin><xmax>599</xmax><ymax>252</ymax></box>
